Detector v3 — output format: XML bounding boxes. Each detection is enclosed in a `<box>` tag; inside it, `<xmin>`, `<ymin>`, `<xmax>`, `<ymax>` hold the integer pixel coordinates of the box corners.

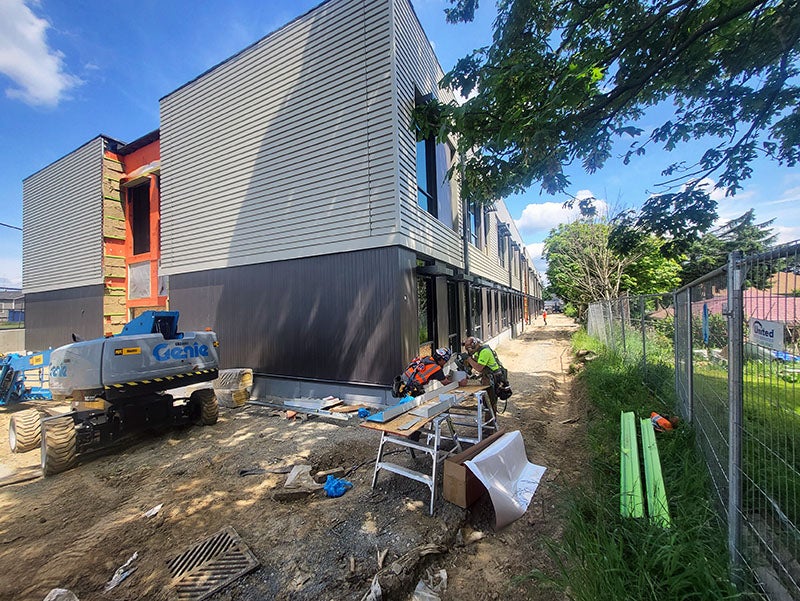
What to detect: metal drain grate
<box><xmin>168</xmin><ymin>526</ymin><xmax>260</xmax><ymax>601</ymax></box>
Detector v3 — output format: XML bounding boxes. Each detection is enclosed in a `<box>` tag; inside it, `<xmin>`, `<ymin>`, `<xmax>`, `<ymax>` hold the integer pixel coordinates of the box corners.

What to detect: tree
<box><xmin>544</xmin><ymin>219</ymin><xmax>681</xmax><ymax>316</ymax></box>
<box><xmin>414</xmin><ymin>0</ymin><xmax>800</xmax><ymax>213</ymax></box>
<box><xmin>679</xmin><ymin>208</ymin><xmax>778</xmax><ymax>285</ymax></box>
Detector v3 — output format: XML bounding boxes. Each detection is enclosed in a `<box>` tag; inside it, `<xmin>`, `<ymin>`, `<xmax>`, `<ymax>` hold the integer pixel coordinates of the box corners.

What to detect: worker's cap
<box><xmin>433</xmin><ymin>347</ymin><xmax>452</xmax><ymax>362</ymax></box>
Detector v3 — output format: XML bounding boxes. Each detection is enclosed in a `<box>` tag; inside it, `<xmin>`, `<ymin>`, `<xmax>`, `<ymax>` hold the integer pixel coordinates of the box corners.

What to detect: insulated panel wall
<box><xmin>168</xmin><ymin>246</ymin><xmax>418</xmax><ymax>385</ymax></box>
<box><xmin>159</xmin><ymin>0</ymin><xmax>396</xmax><ymax>276</ymax></box>
<box><xmin>393</xmin><ymin>0</ymin><xmax>463</xmax><ymax>267</ymax></box>
<box><xmin>25</xmin><ymin>285</ymin><xmax>104</xmax><ymax>351</ymax></box>
<box><xmin>23</xmin><ymin>137</ymin><xmax>105</xmax><ymax>294</ymax></box>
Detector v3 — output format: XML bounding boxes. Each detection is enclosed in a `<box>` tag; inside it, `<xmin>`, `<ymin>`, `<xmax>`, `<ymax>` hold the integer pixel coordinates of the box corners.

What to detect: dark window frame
<box><xmin>128</xmin><ymin>183</ymin><xmax>151</xmax><ymax>256</ymax></box>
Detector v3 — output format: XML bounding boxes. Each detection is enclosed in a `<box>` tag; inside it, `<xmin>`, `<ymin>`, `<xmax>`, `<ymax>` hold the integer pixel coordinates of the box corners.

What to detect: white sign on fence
<box><xmin>749</xmin><ymin>318</ymin><xmax>785</xmax><ymax>351</ymax></box>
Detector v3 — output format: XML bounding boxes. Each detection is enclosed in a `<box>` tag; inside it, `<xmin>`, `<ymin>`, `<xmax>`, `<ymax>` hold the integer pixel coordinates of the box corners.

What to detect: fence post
<box><xmin>686</xmin><ymin>290</ymin><xmax>694</xmax><ymax>424</ymax></box>
<box><xmin>725</xmin><ymin>251</ymin><xmax>744</xmax><ymax>586</ymax></box>
<box><xmin>620</xmin><ymin>298</ymin><xmax>627</xmax><ymax>355</ymax></box>
<box><xmin>641</xmin><ymin>296</ymin><xmax>646</xmax><ymax>378</ymax></box>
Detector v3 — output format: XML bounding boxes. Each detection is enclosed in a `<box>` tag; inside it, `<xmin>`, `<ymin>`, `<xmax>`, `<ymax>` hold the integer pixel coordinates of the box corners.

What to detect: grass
<box><xmin>525</xmin><ymin>329</ymin><xmax>740</xmax><ymax>600</ymax></box>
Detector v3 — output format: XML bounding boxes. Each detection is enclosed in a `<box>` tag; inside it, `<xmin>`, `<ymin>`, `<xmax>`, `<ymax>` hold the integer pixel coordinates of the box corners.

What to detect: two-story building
<box><xmin>23</xmin><ymin>0</ymin><xmax>542</xmax><ymax>402</ymax></box>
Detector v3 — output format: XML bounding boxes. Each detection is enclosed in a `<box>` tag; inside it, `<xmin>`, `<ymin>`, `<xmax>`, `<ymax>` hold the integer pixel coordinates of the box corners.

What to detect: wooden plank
<box><xmin>0</xmin><ymin>466</ymin><xmax>41</xmax><ymax>488</ymax></box>
<box><xmin>329</xmin><ymin>404</ymin><xmax>368</xmax><ymax>413</ymax></box>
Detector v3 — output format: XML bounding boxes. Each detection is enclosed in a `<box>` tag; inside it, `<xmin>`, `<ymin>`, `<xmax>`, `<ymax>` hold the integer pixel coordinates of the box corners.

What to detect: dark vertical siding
<box><xmin>397</xmin><ymin>248</ymin><xmax>419</xmax><ymax>371</ymax></box>
<box><xmin>169</xmin><ymin>246</ymin><xmax>415</xmax><ymax>385</ymax></box>
<box><xmin>25</xmin><ymin>285</ymin><xmax>104</xmax><ymax>350</ymax></box>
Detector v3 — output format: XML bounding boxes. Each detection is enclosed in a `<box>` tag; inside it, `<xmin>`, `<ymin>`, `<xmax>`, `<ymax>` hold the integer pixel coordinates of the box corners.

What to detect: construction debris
<box><xmin>213</xmin><ymin>368</ymin><xmax>253</xmax><ymax>408</ymax></box>
<box><xmin>42</xmin><ymin>590</ymin><xmax>79</xmax><ymax>601</ymax></box>
<box><xmin>104</xmin><ymin>552</ymin><xmax>138</xmax><ymax>592</ymax></box>
<box><xmin>248</xmin><ymin>400</ymin><xmax>356</xmax><ymax>422</ymax></box>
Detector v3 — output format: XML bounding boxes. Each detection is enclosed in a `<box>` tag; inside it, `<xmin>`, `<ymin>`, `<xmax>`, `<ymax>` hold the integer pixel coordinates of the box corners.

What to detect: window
<box><xmin>129</xmin><ymin>183</ymin><xmax>150</xmax><ymax>255</ymax></box>
<box><xmin>415</xmin><ymin>92</ymin><xmax>438</xmax><ymax>218</ymax></box>
<box><xmin>468</xmin><ymin>201</ymin><xmax>481</xmax><ymax>247</ymax></box>
<box><xmin>470</xmin><ymin>286</ymin><xmax>482</xmax><ymax>339</ymax></box>
<box><xmin>416</xmin><ymin>137</ymin><xmax>437</xmax><ymax>216</ymax></box>
<box><xmin>498</xmin><ymin>228</ymin><xmax>506</xmax><ymax>267</ymax></box>
<box><xmin>418</xmin><ymin>275</ymin><xmax>435</xmax><ymax>348</ymax></box>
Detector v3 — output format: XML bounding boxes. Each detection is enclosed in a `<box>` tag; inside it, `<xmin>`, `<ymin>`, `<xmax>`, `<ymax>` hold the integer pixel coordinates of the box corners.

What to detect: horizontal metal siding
<box><xmin>469</xmin><ymin>210</ymin><xmax>524</xmax><ymax>288</ymax></box>
<box><xmin>22</xmin><ymin>137</ymin><xmax>104</xmax><ymax>294</ymax></box>
<box><xmin>159</xmin><ymin>0</ymin><xmax>396</xmax><ymax>276</ymax></box>
<box><xmin>25</xmin><ymin>285</ymin><xmax>104</xmax><ymax>351</ymax></box>
<box><xmin>393</xmin><ymin>0</ymin><xmax>463</xmax><ymax>266</ymax></box>
<box><xmin>168</xmin><ymin>247</ymin><xmax>410</xmax><ymax>385</ymax></box>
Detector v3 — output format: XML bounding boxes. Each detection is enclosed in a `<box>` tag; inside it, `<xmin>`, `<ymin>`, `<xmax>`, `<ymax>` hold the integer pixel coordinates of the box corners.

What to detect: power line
<box><xmin>0</xmin><ymin>222</ymin><xmax>22</xmax><ymax>231</ymax></box>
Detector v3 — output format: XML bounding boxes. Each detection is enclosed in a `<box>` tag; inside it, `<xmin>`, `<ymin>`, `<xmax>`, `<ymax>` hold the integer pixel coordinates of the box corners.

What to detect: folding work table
<box><xmin>361</xmin><ymin>385</ymin><xmax>495</xmax><ymax>515</ymax></box>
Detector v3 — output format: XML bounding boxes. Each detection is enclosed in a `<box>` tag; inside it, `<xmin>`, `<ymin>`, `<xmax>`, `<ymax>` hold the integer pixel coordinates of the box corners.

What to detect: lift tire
<box><xmin>9</xmin><ymin>409</ymin><xmax>42</xmax><ymax>453</ymax></box>
<box><xmin>41</xmin><ymin>417</ymin><xmax>77</xmax><ymax>476</ymax></box>
<box><xmin>193</xmin><ymin>389</ymin><xmax>219</xmax><ymax>426</ymax></box>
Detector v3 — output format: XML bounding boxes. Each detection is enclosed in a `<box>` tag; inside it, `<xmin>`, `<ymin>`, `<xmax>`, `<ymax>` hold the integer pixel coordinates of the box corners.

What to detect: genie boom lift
<box><xmin>8</xmin><ymin>311</ymin><xmax>220</xmax><ymax>476</ymax></box>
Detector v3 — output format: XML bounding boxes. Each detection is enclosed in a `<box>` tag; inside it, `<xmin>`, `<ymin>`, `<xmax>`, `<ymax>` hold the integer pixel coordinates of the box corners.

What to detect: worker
<box><xmin>393</xmin><ymin>347</ymin><xmax>463</xmax><ymax>398</ymax></box>
<box><xmin>650</xmin><ymin>412</ymin><xmax>680</xmax><ymax>432</ymax></box>
<box><xmin>462</xmin><ymin>336</ymin><xmax>505</xmax><ymax>413</ymax></box>
<box><xmin>542</xmin><ymin>309</ymin><xmax>547</xmax><ymax>325</ymax></box>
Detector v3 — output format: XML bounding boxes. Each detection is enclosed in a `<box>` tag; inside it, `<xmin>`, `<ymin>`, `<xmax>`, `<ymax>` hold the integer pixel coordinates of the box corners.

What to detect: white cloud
<box><xmin>0</xmin><ymin>0</ymin><xmax>81</xmax><ymax>106</ymax></box>
<box><xmin>775</xmin><ymin>225</ymin><xmax>800</xmax><ymax>245</ymax></box>
<box><xmin>768</xmin><ymin>186</ymin><xmax>800</xmax><ymax>206</ymax></box>
<box><xmin>526</xmin><ymin>242</ymin><xmax>545</xmax><ymax>259</ymax></box>
<box><xmin>0</xmin><ymin>257</ymin><xmax>22</xmax><ymax>288</ymax></box>
<box><xmin>514</xmin><ymin>190</ymin><xmax>608</xmax><ymax>235</ymax></box>
<box><xmin>526</xmin><ymin>242</ymin><xmax>548</xmax><ymax>278</ymax></box>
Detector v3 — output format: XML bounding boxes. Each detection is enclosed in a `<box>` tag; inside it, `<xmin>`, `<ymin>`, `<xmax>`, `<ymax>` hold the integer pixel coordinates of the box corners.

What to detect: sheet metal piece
<box><xmin>464</xmin><ymin>431</ymin><xmax>546</xmax><ymax>529</ymax></box>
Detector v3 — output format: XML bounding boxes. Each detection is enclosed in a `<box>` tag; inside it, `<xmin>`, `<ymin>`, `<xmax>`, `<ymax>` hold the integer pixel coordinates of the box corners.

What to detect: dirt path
<box><xmin>441</xmin><ymin>313</ymin><xmax>587</xmax><ymax>601</ymax></box>
<box><xmin>0</xmin><ymin>314</ymin><xmax>585</xmax><ymax>601</ymax></box>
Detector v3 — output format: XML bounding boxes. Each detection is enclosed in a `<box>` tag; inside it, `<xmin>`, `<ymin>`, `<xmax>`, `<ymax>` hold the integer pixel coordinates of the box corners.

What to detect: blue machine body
<box><xmin>118</xmin><ymin>311</ymin><xmax>182</xmax><ymax>340</ymax></box>
<box><xmin>0</xmin><ymin>350</ymin><xmax>53</xmax><ymax>405</ymax></box>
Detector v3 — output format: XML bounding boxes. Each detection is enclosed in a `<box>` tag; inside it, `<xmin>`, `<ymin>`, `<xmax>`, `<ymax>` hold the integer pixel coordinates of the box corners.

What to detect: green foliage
<box><xmin>527</xmin><ymin>334</ymin><xmax>738</xmax><ymax>600</ymax></box>
<box><xmin>414</xmin><ymin>0</ymin><xmax>800</xmax><ymax>214</ymax></box>
<box><xmin>544</xmin><ymin>220</ymin><xmax>681</xmax><ymax>315</ymax></box>
<box><xmin>680</xmin><ymin>209</ymin><xmax>778</xmax><ymax>286</ymax></box>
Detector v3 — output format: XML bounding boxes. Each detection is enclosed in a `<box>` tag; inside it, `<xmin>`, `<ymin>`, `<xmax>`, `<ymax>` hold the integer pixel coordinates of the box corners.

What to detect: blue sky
<box><xmin>0</xmin><ymin>0</ymin><xmax>797</xmax><ymax>287</ymax></box>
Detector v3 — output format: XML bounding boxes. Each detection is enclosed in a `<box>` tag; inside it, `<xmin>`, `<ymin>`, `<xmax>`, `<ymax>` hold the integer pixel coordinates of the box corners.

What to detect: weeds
<box><xmin>524</xmin><ymin>331</ymin><xmax>739</xmax><ymax>600</ymax></box>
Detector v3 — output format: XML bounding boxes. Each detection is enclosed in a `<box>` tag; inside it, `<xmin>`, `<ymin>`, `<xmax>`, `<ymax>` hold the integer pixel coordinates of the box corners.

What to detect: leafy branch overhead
<box><xmin>412</xmin><ymin>0</ymin><xmax>800</xmax><ymax>209</ymax></box>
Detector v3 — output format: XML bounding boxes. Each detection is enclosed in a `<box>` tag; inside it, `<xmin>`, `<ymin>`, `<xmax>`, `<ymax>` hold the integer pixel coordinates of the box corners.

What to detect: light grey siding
<box><xmin>393</xmin><ymin>0</ymin><xmax>463</xmax><ymax>267</ymax></box>
<box><xmin>159</xmin><ymin>0</ymin><xmax>396</xmax><ymax>276</ymax></box>
<box><xmin>468</xmin><ymin>200</ymin><xmax>535</xmax><ymax>290</ymax></box>
<box><xmin>469</xmin><ymin>210</ymin><xmax>511</xmax><ymax>285</ymax></box>
<box><xmin>22</xmin><ymin>137</ymin><xmax>105</xmax><ymax>294</ymax></box>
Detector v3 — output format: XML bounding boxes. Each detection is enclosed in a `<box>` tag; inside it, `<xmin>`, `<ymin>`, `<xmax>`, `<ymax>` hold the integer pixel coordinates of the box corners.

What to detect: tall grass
<box><xmin>531</xmin><ymin>330</ymin><xmax>740</xmax><ymax>600</ymax></box>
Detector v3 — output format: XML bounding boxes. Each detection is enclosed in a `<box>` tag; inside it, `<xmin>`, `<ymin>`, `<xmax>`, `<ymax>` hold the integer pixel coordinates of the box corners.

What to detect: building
<box><xmin>0</xmin><ymin>288</ymin><xmax>24</xmax><ymax>323</ymax></box>
<box><xmin>22</xmin><ymin>0</ymin><xmax>542</xmax><ymax>402</ymax></box>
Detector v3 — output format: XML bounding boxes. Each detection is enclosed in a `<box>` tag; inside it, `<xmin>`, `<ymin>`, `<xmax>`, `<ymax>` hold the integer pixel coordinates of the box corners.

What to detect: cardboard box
<box><xmin>443</xmin><ymin>430</ymin><xmax>505</xmax><ymax>508</ymax></box>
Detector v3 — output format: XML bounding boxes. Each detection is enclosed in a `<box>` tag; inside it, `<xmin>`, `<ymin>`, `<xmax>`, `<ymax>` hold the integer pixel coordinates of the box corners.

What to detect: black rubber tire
<box><xmin>41</xmin><ymin>417</ymin><xmax>77</xmax><ymax>476</ymax></box>
<box><xmin>193</xmin><ymin>389</ymin><xmax>219</xmax><ymax>425</ymax></box>
<box><xmin>9</xmin><ymin>409</ymin><xmax>42</xmax><ymax>453</ymax></box>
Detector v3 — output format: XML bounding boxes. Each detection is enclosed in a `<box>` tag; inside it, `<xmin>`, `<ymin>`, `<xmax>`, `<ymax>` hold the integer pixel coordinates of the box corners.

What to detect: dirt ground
<box><xmin>0</xmin><ymin>313</ymin><xmax>587</xmax><ymax>601</ymax></box>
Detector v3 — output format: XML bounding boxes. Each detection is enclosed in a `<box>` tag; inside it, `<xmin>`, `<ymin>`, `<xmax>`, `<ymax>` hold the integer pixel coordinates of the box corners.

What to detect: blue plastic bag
<box><xmin>324</xmin><ymin>474</ymin><xmax>353</xmax><ymax>498</ymax></box>
<box><xmin>357</xmin><ymin>407</ymin><xmax>370</xmax><ymax>418</ymax></box>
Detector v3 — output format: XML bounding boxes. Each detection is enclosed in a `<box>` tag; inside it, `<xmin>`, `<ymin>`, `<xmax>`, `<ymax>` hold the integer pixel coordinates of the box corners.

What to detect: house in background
<box><xmin>22</xmin><ymin>0</ymin><xmax>542</xmax><ymax>403</ymax></box>
<box><xmin>0</xmin><ymin>288</ymin><xmax>24</xmax><ymax>323</ymax></box>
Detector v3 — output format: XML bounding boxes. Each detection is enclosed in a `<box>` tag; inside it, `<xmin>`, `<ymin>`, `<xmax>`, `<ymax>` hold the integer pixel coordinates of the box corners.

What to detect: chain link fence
<box><xmin>587</xmin><ymin>242</ymin><xmax>800</xmax><ymax>600</ymax></box>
